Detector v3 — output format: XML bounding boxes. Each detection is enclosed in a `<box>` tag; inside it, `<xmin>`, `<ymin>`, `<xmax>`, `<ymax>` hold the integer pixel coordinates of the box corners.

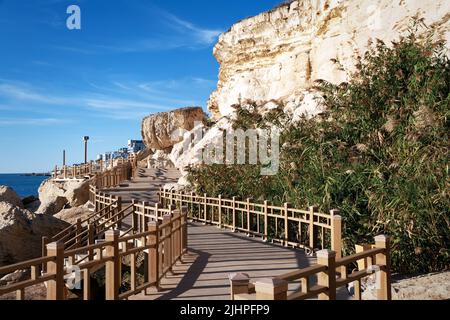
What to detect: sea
<box><xmin>0</xmin><ymin>174</ymin><xmax>50</xmax><ymax>197</ymax></box>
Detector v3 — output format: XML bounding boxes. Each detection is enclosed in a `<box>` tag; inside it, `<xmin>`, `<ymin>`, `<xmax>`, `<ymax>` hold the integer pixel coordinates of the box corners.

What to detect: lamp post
<box><xmin>83</xmin><ymin>136</ymin><xmax>89</xmax><ymax>164</ymax></box>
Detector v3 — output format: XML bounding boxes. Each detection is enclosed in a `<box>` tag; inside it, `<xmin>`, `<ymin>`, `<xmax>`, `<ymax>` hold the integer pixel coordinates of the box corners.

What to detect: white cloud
<box><xmin>163</xmin><ymin>13</ymin><xmax>223</xmax><ymax>46</ymax></box>
<box><xmin>52</xmin><ymin>9</ymin><xmax>223</xmax><ymax>54</ymax></box>
<box><xmin>0</xmin><ymin>117</ymin><xmax>67</xmax><ymax>126</ymax></box>
<box><xmin>85</xmin><ymin>97</ymin><xmax>171</xmax><ymax>111</ymax></box>
<box><xmin>0</xmin><ymin>80</ymin><xmax>67</xmax><ymax>105</ymax></box>
<box><xmin>0</xmin><ymin>77</ymin><xmax>208</xmax><ymax>122</ymax></box>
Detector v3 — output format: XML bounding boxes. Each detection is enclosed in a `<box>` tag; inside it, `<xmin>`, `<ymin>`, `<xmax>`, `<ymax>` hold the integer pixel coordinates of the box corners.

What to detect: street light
<box><xmin>83</xmin><ymin>136</ymin><xmax>89</xmax><ymax>164</ymax></box>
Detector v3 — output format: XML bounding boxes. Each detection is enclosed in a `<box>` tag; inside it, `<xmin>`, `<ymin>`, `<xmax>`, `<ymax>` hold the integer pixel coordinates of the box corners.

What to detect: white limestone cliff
<box><xmin>208</xmin><ymin>0</ymin><xmax>450</xmax><ymax>118</ymax></box>
<box><xmin>165</xmin><ymin>0</ymin><xmax>450</xmax><ymax>188</ymax></box>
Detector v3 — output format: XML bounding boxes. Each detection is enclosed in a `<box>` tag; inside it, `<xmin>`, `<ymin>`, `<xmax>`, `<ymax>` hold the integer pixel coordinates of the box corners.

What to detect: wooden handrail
<box><xmin>0</xmin><ymin>256</ymin><xmax>55</xmax><ymax>276</ymax></box>
<box><xmin>277</xmin><ymin>264</ymin><xmax>327</xmax><ymax>282</ymax></box>
<box><xmin>230</xmin><ymin>235</ymin><xmax>392</xmax><ymax>301</ymax></box>
<box><xmin>335</xmin><ymin>248</ymin><xmax>384</xmax><ymax>267</ymax></box>
<box><xmin>0</xmin><ymin>203</ymin><xmax>188</xmax><ymax>300</ymax></box>
<box><xmin>160</xmin><ymin>188</ymin><xmax>342</xmax><ymax>256</ymax></box>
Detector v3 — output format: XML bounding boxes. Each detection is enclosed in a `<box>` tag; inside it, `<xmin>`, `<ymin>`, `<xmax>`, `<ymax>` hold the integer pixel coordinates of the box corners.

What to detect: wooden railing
<box><xmin>90</xmin><ymin>161</ymin><xmax>134</xmax><ymax>190</ymax></box>
<box><xmin>160</xmin><ymin>189</ymin><xmax>342</xmax><ymax>256</ymax></box>
<box><xmin>42</xmin><ymin>192</ymin><xmax>126</xmax><ymax>255</ymax></box>
<box><xmin>0</xmin><ymin>205</ymin><xmax>188</xmax><ymax>300</ymax></box>
<box><xmin>229</xmin><ymin>235</ymin><xmax>391</xmax><ymax>300</ymax></box>
<box><xmin>53</xmin><ymin>153</ymin><xmax>142</xmax><ymax>181</ymax></box>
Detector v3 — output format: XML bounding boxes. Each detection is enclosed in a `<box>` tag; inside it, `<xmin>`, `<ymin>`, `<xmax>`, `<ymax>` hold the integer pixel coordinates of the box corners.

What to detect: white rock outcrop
<box><xmin>208</xmin><ymin>0</ymin><xmax>450</xmax><ymax>118</ymax></box>
<box><xmin>37</xmin><ymin>179</ymin><xmax>90</xmax><ymax>215</ymax></box>
<box><xmin>141</xmin><ymin>107</ymin><xmax>206</xmax><ymax>151</ymax></box>
<box><xmin>0</xmin><ymin>186</ymin><xmax>23</xmax><ymax>208</ymax></box>
<box><xmin>0</xmin><ymin>202</ymin><xmax>69</xmax><ymax>266</ymax></box>
<box><xmin>170</xmin><ymin>119</ymin><xmax>233</xmax><ymax>173</ymax></box>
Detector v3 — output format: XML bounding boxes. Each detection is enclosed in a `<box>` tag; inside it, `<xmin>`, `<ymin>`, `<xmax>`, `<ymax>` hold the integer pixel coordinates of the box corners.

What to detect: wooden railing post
<box><xmin>203</xmin><ymin>193</ymin><xmax>208</xmax><ymax>223</ymax></box>
<box><xmin>117</xmin><ymin>196</ymin><xmax>123</xmax><ymax>229</ymax></box>
<box><xmin>229</xmin><ymin>273</ymin><xmax>250</xmax><ymax>300</ymax></box>
<box><xmin>232</xmin><ymin>196</ymin><xmax>236</xmax><ymax>232</ymax></box>
<box><xmin>172</xmin><ymin>210</ymin><xmax>180</xmax><ymax>263</ymax></box>
<box><xmin>284</xmin><ymin>203</ymin><xmax>291</xmax><ymax>246</ymax></box>
<box><xmin>309</xmin><ymin>206</ymin><xmax>318</xmax><ymax>250</ymax></box>
<box><xmin>148</xmin><ymin>221</ymin><xmax>159</xmax><ymax>292</ymax></box>
<box><xmin>246</xmin><ymin>198</ymin><xmax>251</xmax><ymax>235</ymax></box>
<box><xmin>76</xmin><ymin>218</ymin><xmax>82</xmax><ymax>248</ymax></box>
<box><xmin>131</xmin><ymin>200</ymin><xmax>137</xmax><ymax>232</ymax></box>
<box><xmin>162</xmin><ymin>215</ymin><xmax>172</xmax><ymax>273</ymax></box>
<box><xmin>41</xmin><ymin>236</ymin><xmax>49</xmax><ymax>269</ymax></box>
<box><xmin>218</xmin><ymin>195</ymin><xmax>222</xmax><ymax>229</ymax></box>
<box><xmin>331</xmin><ymin>210</ymin><xmax>342</xmax><ymax>259</ymax></box>
<box><xmin>46</xmin><ymin>242</ymin><xmax>65</xmax><ymax>300</ymax></box>
<box><xmin>264</xmin><ymin>201</ymin><xmax>269</xmax><ymax>241</ymax></box>
<box><xmin>317</xmin><ymin>249</ymin><xmax>336</xmax><ymax>300</ymax></box>
<box><xmin>374</xmin><ymin>235</ymin><xmax>392</xmax><ymax>300</ymax></box>
<box><xmin>255</xmin><ymin>278</ymin><xmax>288</xmax><ymax>300</ymax></box>
<box><xmin>87</xmin><ymin>224</ymin><xmax>94</xmax><ymax>260</ymax></box>
<box><xmin>105</xmin><ymin>230</ymin><xmax>120</xmax><ymax>300</ymax></box>
<box><xmin>181</xmin><ymin>206</ymin><xmax>188</xmax><ymax>253</ymax></box>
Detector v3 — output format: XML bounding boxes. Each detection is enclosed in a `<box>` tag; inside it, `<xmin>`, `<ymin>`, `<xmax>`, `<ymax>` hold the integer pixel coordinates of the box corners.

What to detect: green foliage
<box><xmin>188</xmin><ymin>27</ymin><xmax>450</xmax><ymax>274</ymax></box>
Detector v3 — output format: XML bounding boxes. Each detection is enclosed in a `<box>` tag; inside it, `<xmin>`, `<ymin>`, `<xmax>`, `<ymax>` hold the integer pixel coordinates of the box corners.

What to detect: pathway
<box><xmin>102</xmin><ymin>166</ymin><xmax>351</xmax><ymax>300</ymax></box>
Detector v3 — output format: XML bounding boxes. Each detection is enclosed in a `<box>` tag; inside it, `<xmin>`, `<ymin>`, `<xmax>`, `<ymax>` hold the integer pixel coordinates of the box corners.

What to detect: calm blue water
<box><xmin>0</xmin><ymin>174</ymin><xmax>50</xmax><ymax>197</ymax></box>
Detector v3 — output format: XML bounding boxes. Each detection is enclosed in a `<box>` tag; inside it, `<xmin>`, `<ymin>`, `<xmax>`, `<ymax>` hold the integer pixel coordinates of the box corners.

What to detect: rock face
<box><xmin>0</xmin><ymin>202</ymin><xmax>69</xmax><ymax>266</ymax></box>
<box><xmin>37</xmin><ymin>179</ymin><xmax>90</xmax><ymax>215</ymax></box>
<box><xmin>141</xmin><ymin>107</ymin><xmax>206</xmax><ymax>150</ymax></box>
<box><xmin>170</xmin><ymin>118</ymin><xmax>232</xmax><ymax>173</ymax></box>
<box><xmin>0</xmin><ymin>186</ymin><xmax>23</xmax><ymax>208</ymax></box>
<box><xmin>208</xmin><ymin>0</ymin><xmax>450</xmax><ymax>118</ymax></box>
<box><xmin>54</xmin><ymin>204</ymin><xmax>92</xmax><ymax>225</ymax></box>
<box><xmin>358</xmin><ymin>271</ymin><xmax>450</xmax><ymax>300</ymax></box>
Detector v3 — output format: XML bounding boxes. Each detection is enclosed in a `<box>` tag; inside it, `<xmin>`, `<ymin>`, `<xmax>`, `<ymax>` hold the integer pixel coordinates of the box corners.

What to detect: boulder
<box><xmin>0</xmin><ymin>202</ymin><xmax>69</xmax><ymax>267</ymax></box>
<box><xmin>141</xmin><ymin>107</ymin><xmax>206</xmax><ymax>150</ymax></box>
<box><xmin>356</xmin><ymin>271</ymin><xmax>450</xmax><ymax>300</ymax></box>
<box><xmin>54</xmin><ymin>204</ymin><xmax>92</xmax><ymax>225</ymax></box>
<box><xmin>0</xmin><ymin>270</ymin><xmax>29</xmax><ymax>286</ymax></box>
<box><xmin>0</xmin><ymin>186</ymin><xmax>23</xmax><ymax>208</ymax></box>
<box><xmin>24</xmin><ymin>200</ymin><xmax>41</xmax><ymax>213</ymax></box>
<box><xmin>37</xmin><ymin>179</ymin><xmax>90</xmax><ymax>215</ymax></box>
<box><xmin>37</xmin><ymin>197</ymin><xmax>68</xmax><ymax>216</ymax></box>
<box><xmin>22</xmin><ymin>195</ymin><xmax>38</xmax><ymax>206</ymax></box>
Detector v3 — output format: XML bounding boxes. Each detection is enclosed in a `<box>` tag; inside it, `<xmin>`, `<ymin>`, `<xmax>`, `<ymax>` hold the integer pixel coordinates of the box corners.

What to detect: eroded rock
<box><xmin>141</xmin><ymin>107</ymin><xmax>206</xmax><ymax>150</ymax></box>
<box><xmin>37</xmin><ymin>179</ymin><xmax>90</xmax><ymax>215</ymax></box>
<box><xmin>0</xmin><ymin>202</ymin><xmax>69</xmax><ymax>267</ymax></box>
<box><xmin>208</xmin><ymin>0</ymin><xmax>450</xmax><ymax>119</ymax></box>
<box><xmin>0</xmin><ymin>186</ymin><xmax>23</xmax><ymax>208</ymax></box>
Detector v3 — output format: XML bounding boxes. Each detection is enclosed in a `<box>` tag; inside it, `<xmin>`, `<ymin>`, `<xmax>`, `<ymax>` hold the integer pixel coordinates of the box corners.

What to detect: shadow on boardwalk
<box><xmin>131</xmin><ymin>222</ymin><xmax>317</xmax><ymax>300</ymax></box>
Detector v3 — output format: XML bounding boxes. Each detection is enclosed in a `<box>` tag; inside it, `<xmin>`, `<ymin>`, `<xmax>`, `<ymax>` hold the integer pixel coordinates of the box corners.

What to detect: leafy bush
<box><xmin>188</xmin><ymin>27</ymin><xmax>450</xmax><ymax>274</ymax></box>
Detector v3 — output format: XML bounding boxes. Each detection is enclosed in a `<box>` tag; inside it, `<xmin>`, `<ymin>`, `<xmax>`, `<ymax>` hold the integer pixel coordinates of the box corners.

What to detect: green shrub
<box><xmin>188</xmin><ymin>26</ymin><xmax>450</xmax><ymax>274</ymax></box>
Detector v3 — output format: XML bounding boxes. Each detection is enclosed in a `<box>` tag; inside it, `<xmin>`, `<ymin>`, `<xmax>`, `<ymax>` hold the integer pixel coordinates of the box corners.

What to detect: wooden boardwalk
<box><xmin>103</xmin><ymin>166</ymin><xmax>351</xmax><ymax>300</ymax></box>
<box><xmin>105</xmin><ymin>167</ymin><xmax>180</xmax><ymax>204</ymax></box>
<box><xmin>130</xmin><ymin>222</ymin><xmax>318</xmax><ymax>300</ymax></box>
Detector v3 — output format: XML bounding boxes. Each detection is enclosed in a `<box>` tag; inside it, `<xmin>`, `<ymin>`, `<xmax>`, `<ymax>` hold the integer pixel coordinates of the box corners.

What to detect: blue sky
<box><xmin>0</xmin><ymin>0</ymin><xmax>280</xmax><ymax>173</ymax></box>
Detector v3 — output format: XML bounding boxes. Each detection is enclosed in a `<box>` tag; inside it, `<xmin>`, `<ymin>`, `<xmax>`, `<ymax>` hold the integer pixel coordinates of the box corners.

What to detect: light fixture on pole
<box><xmin>83</xmin><ymin>136</ymin><xmax>89</xmax><ymax>164</ymax></box>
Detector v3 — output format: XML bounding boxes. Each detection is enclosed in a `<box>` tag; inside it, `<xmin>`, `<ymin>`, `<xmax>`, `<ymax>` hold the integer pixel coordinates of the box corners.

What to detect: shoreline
<box><xmin>0</xmin><ymin>174</ymin><xmax>48</xmax><ymax>198</ymax></box>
